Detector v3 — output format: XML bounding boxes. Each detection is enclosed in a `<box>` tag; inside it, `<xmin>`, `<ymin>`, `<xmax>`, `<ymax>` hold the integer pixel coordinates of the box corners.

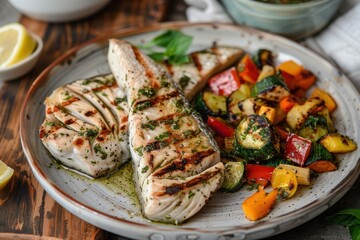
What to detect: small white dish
<box><xmin>0</xmin><ymin>31</ymin><xmax>43</xmax><ymax>82</ymax></box>
<box><xmin>8</xmin><ymin>0</ymin><xmax>111</xmax><ymax>22</ymax></box>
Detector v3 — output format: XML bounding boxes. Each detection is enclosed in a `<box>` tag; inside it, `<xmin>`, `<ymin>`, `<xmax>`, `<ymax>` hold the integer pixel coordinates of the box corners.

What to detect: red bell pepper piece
<box><xmin>246</xmin><ymin>164</ymin><xmax>275</xmax><ymax>182</ymax></box>
<box><xmin>207</xmin><ymin>116</ymin><xmax>235</xmax><ymax>138</ymax></box>
<box><xmin>208</xmin><ymin>67</ymin><xmax>241</xmax><ymax>96</ymax></box>
<box><xmin>279</xmin><ymin>70</ymin><xmax>296</xmax><ymax>91</ymax></box>
<box><xmin>284</xmin><ymin>133</ymin><xmax>312</xmax><ymax>167</ymax></box>
<box><xmin>237</xmin><ymin>54</ymin><xmax>260</xmax><ymax>84</ymax></box>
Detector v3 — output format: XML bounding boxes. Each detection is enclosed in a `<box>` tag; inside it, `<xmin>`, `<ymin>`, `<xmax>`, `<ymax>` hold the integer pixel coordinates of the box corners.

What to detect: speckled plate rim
<box><xmin>20</xmin><ymin>22</ymin><xmax>360</xmax><ymax>239</ymax></box>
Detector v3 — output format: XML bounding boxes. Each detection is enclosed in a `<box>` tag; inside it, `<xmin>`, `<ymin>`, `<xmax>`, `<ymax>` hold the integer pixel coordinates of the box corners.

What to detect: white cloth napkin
<box><xmin>185</xmin><ymin>0</ymin><xmax>232</xmax><ymax>23</ymax></box>
<box><xmin>307</xmin><ymin>4</ymin><xmax>360</xmax><ymax>90</ymax></box>
<box><xmin>185</xmin><ymin>0</ymin><xmax>360</xmax><ymax>92</ymax></box>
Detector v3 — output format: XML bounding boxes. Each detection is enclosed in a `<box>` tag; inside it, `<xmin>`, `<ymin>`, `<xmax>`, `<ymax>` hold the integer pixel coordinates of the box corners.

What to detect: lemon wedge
<box><xmin>0</xmin><ymin>160</ymin><xmax>14</xmax><ymax>191</ymax></box>
<box><xmin>0</xmin><ymin>23</ymin><xmax>36</xmax><ymax>68</ymax></box>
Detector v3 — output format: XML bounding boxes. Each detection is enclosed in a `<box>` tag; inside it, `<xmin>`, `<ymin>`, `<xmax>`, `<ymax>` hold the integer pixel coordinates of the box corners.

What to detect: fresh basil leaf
<box><xmin>350</xmin><ymin>225</ymin><xmax>360</xmax><ymax>240</ymax></box>
<box><xmin>165</xmin><ymin>34</ymin><xmax>193</xmax><ymax>57</ymax></box>
<box><xmin>140</xmin><ymin>30</ymin><xmax>193</xmax><ymax>65</ymax></box>
<box><xmin>168</xmin><ymin>55</ymin><xmax>190</xmax><ymax>65</ymax></box>
<box><xmin>151</xmin><ymin>30</ymin><xmax>182</xmax><ymax>47</ymax></box>
<box><xmin>138</xmin><ymin>30</ymin><xmax>180</xmax><ymax>48</ymax></box>
<box><xmin>328</xmin><ymin>209</ymin><xmax>360</xmax><ymax>227</ymax></box>
<box><xmin>148</xmin><ymin>52</ymin><xmax>165</xmax><ymax>62</ymax></box>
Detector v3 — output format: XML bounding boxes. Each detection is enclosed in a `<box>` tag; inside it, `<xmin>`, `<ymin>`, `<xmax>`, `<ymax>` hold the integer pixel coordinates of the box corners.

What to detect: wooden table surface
<box><xmin>0</xmin><ymin>0</ymin><xmax>358</xmax><ymax>239</ymax></box>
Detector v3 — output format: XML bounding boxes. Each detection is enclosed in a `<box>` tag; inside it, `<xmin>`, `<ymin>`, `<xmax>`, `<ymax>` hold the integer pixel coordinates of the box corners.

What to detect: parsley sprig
<box><xmin>140</xmin><ymin>30</ymin><xmax>193</xmax><ymax>65</ymax></box>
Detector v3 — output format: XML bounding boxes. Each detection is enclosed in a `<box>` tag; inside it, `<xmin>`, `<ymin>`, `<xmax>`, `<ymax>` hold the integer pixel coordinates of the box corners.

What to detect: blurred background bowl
<box><xmin>8</xmin><ymin>0</ymin><xmax>111</xmax><ymax>22</ymax></box>
<box><xmin>221</xmin><ymin>0</ymin><xmax>342</xmax><ymax>39</ymax></box>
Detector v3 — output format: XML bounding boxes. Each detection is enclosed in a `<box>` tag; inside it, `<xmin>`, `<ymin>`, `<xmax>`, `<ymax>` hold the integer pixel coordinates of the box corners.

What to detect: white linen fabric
<box><xmin>184</xmin><ymin>0</ymin><xmax>232</xmax><ymax>23</ymax></box>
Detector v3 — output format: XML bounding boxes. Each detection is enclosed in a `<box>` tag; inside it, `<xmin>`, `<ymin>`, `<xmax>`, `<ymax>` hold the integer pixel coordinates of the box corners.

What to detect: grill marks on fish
<box><xmin>159</xmin><ymin>165</ymin><xmax>223</xmax><ymax>197</ymax></box>
<box><xmin>133</xmin><ymin>91</ymin><xmax>180</xmax><ymax>111</ymax></box>
<box><xmin>39</xmin><ymin>74</ymin><xmax>130</xmax><ymax>178</ymax></box>
<box><xmin>152</xmin><ymin>149</ymin><xmax>215</xmax><ymax>177</ymax></box>
<box><xmin>190</xmin><ymin>52</ymin><xmax>203</xmax><ymax>72</ymax></box>
<box><xmin>91</xmin><ymin>81</ymin><xmax>117</xmax><ymax>92</ymax></box>
<box><xmin>61</xmin><ymin>96</ymin><xmax>81</xmax><ymax>106</ymax></box>
<box><xmin>132</xmin><ymin>46</ymin><xmax>160</xmax><ymax>89</ymax></box>
<box><xmin>108</xmin><ymin>39</ymin><xmax>225</xmax><ymax>224</ymax></box>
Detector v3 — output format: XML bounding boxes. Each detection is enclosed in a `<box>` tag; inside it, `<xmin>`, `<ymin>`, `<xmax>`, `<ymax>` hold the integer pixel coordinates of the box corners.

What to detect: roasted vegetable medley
<box><xmin>193</xmin><ymin>49</ymin><xmax>358</xmax><ymax>221</ymax></box>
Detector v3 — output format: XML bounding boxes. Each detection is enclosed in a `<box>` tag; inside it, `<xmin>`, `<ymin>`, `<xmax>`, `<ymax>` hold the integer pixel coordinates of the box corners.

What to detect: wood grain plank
<box><xmin>0</xmin><ymin>1</ymin><xmax>167</xmax><ymax>239</ymax></box>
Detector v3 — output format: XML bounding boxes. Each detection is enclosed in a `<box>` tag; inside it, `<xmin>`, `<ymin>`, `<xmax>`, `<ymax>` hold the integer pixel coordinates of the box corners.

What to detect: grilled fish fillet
<box><xmin>39</xmin><ymin>74</ymin><xmax>130</xmax><ymax>178</ymax></box>
<box><xmin>108</xmin><ymin>39</ymin><xmax>225</xmax><ymax>224</ymax></box>
<box><xmin>166</xmin><ymin>46</ymin><xmax>243</xmax><ymax>100</ymax></box>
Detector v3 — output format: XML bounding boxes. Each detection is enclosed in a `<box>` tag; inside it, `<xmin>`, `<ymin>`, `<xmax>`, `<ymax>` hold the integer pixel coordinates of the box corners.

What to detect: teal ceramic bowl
<box><xmin>221</xmin><ymin>0</ymin><xmax>341</xmax><ymax>39</ymax></box>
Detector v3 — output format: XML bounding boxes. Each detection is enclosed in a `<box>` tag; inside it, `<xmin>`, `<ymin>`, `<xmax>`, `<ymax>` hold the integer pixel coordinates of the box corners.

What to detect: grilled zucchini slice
<box><xmin>221</xmin><ymin>161</ymin><xmax>245</xmax><ymax>192</ymax></box>
<box><xmin>227</xmin><ymin>84</ymin><xmax>252</xmax><ymax>125</ymax></box>
<box><xmin>251</xmin><ymin>75</ymin><xmax>290</xmax><ymax>102</ymax></box>
<box><xmin>235</xmin><ymin>114</ymin><xmax>280</xmax><ymax>162</ymax></box>
<box><xmin>194</xmin><ymin>91</ymin><xmax>227</xmax><ymax>119</ymax></box>
<box><xmin>298</xmin><ymin>115</ymin><xmax>329</xmax><ymax>142</ymax></box>
<box><xmin>252</xmin><ymin>49</ymin><xmax>274</xmax><ymax>69</ymax></box>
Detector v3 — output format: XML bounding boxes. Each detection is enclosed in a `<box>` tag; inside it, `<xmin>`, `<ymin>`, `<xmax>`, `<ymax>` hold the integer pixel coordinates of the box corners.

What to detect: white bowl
<box><xmin>0</xmin><ymin>31</ymin><xmax>43</xmax><ymax>82</ymax></box>
<box><xmin>221</xmin><ymin>0</ymin><xmax>342</xmax><ymax>39</ymax></box>
<box><xmin>8</xmin><ymin>0</ymin><xmax>111</xmax><ymax>22</ymax></box>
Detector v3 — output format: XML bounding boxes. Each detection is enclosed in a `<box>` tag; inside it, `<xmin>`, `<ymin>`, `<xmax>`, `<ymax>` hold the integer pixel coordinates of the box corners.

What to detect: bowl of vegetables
<box><xmin>221</xmin><ymin>0</ymin><xmax>341</xmax><ymax>39</ymax></box>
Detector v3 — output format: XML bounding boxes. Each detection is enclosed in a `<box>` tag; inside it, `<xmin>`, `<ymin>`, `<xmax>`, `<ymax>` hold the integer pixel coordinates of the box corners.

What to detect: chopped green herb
<box><xmin>115</xmin><ymin>97</ymin><xmax>127</xmax><ymax>105</ymax></box>
<box><xmin>82</xmin><ymin>78</ymin><xmax>103</xmax><ymax>85</ymax></box>
<box><xmin>188</xmin><ymin>191</ymin><xmax>195</xmax><ymax>199</ymax></box>
<box><xmin>83</xmin><ymin>129</ymin><xmax>98</xmax><ymax>137</ymax></box>
<box><xmin>171</xmin><ymin>121</ymin><xmax>180</xmax><ymax>130</ymax></box>
<box><xmin>141</xmin><ymin>121</ymin><xmax>157</xmax><ymax>130</ymax></box>
<box><xmin>162</xmin><ymin>119</ymin><xmax>174</xmax><ymax>125</ymax></box>
<box><xmin>155</xmin><ymin>132</ymin><xmax>170</xmax><ymax>141</ymax></box>
<box><xmin>158</xmin><ymin>141</ymin><xmax>169</xmax><ymax>148</ymax></box>
<box><xmin>176</xmin><ymin>99</ymin><xmax>184</xmax><ymax>108</ymax></box>
<box><xmin>135</xmin><ymin>146</ymin><xmax>144</xmax><ymax>156</ymax></box>
<box><xmin>183</xmin><ymin>130</ymin><xmax>196</xmax><ymax>138</ymax></box>
<box><xmin>138</xmin><ymin>87</ymin><xmax>156</xmax><ymax>98</ymax></box>
<box><xmin>45</xmin><ymin>122</ymin><xmax>55</xmax><ymax>126</ymax></box>
<box><xmin>63</xmin><ymin>95</ymin><xmax>72</xmax><ymax>100</ymax></box>
<box><xmin>144</xmin><ymin>144</ymin><xmax>157</xmax><ymax>152</ymax></box>
<box><xmin>141</xmin><ymin>166</ymin><xmax>149</xmax><ymax>173</ymax></box>
<box><xmin>178</xmin><ymin>75</ymin><xmax>190</xmax><ymax>90</ymax></box>
<box><xmin>94</xmin><ymin>144</ymin><xmax>108</xmax><ymax>160</ymax></box>
<box><xmin>161</xmin><ymin>79</ymin><xmax>170</xmax><ymax>88</ymax></box>
<box><xmin>134</xmin><ymin>101</ymin><xmax>151</xmax><ymax>112</ymax></box>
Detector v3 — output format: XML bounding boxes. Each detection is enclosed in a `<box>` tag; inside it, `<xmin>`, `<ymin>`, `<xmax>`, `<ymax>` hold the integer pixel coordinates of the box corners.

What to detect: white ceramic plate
<box><xmin>20</xmin><ymin>23</ymin><xmax>360</xmax><ymax>240</ymax></box>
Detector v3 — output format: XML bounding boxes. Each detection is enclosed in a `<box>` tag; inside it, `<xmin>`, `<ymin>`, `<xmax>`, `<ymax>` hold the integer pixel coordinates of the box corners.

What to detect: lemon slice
<box><xmin>0</xmin><ymin>23</ymin><xmax>36</xmax><ymax>68</ymax></box>
<box><xmin>0</xmin><ymin>160</ymin><xmax>14</xmax><ymax>191</ymax></box>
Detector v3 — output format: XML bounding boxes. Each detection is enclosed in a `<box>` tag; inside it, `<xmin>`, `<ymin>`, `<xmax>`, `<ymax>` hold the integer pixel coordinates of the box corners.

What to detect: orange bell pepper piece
<box><xmin>277</xmin><ymin>60</ymin><xmax>303</xmax><ymax>76</ymax></box>
<box><xmin>238</xmin><ymin>54</ymin><xmax>259</xmax><ymax>84</ymax></box>
<box><xmin>279</xmin><ymin>96</ymin><xmax>296</xmax><ymax>113</ymax></box>
<box><xmin>295</xmin><ymin>69</ymin><xmax>316</xmax><ymax>90</ymax></box>
<box><xmin>242</xmin><ymin>189</ymin><xmax>278</xmax><ymax>221</ymax></box>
